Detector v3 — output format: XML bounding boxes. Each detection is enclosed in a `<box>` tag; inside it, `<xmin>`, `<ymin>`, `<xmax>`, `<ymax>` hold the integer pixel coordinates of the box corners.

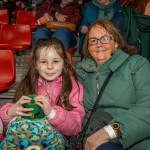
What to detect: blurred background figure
<box><xmin>33</xmin><ymin>0</ymin><xmax>82</xmax><ymax>52</ymax></box>
<box><xmin>122</xmin><ymin>0</ymin><xmax>150</xmax><ymax>60</ymax></box>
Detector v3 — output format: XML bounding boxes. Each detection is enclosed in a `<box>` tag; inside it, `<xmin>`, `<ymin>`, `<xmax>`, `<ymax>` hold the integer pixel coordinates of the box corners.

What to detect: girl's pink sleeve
<box><xmin>0</xmin><ymin>103</ymin><xmax>14</xmax><ymax>126</ymax></box>
<box><xmin>49</xmin><ymin>81</ymin><xmax>85</xmax><ymax>136</ymax></box>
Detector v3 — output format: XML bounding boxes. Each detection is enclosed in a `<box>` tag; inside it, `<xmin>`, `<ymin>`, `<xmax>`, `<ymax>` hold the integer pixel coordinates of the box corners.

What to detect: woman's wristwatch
<box><xmin>111</xmin><ymin>122</ymin><xmax>122</xmax><ymax>138</ymax></box>
<box><xmin>104</xmin><ymin>122</ymin><xmax>122</xmax><ymax>139</ymax></box>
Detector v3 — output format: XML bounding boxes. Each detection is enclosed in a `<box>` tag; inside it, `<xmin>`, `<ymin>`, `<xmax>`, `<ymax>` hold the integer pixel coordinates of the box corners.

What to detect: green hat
<box><xmin>22</xmin><ymin>94</ymin><xmax>45</xmax><ymax>120</ymax></box>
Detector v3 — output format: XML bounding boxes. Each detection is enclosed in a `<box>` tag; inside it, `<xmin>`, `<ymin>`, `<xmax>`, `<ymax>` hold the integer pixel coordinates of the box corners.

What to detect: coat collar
<box><xmin>81</xmin><ymin>49</ymin><xmax>130</xmax><ymax>73</ymax></box>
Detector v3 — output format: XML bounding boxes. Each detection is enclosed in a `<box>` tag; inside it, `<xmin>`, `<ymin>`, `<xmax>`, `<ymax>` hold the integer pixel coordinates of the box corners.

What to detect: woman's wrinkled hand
<box><xmin>55</xmin><ymin>12</ymin><xmax>67</xmax><ymax>22</ymax></box>
<box><xmin>84</xmin><ymin>128</ymin><xmax>110</xmax><ymax>150</ymax></box>
<box><xmin>34</xmin><ymin>95</ymin><xmax>52</xmax><ymax>116</ymax></box>
<box><xmin>44</xmin><ymin>13</ymin><xmax>53</xmax><ymax>21</ymax></box>
<box><xmin>7</xmin><ymin>96</ymin><xmax>33</xmax><ymax>118</ymax></box>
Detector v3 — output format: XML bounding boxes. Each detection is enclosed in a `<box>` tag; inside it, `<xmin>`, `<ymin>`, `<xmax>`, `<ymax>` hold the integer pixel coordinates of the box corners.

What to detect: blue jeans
<box><xmin>96</xmin><ymin>142</ymin><xmax>124</xmax><ymax>150</ymax></box>
<box><xmin>33</xmin><ymin>28</ymin><xmax>77</xmax><ymax>51</ymax></box>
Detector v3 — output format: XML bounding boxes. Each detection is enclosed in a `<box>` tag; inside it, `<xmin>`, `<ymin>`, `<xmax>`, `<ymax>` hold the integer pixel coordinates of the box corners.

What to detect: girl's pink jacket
<box><xmin>0</xmin><ymin>76</ymin><xmax>85</xmax><ymax>136</ymax></box>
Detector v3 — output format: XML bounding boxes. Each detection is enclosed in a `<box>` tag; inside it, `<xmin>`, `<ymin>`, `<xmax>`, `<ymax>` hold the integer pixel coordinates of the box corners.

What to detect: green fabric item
<box><xmin>123</xmin><ymin>6</ymin><xmax>150</xmax><ymax>57</ymax></box>
<box><xmin>75</xmin><ymin>49</ymin><xmax>150</xmax><ymax>149</ymax></box>
<box><xmin>22</xmin><ymin>94</ymin><xmax>45</xmax><ymax>120</ymax></box>
<box><xmin>92</xmin><ymin>0</ymin><xmax>116</xmax><ymax>21</ymax></box>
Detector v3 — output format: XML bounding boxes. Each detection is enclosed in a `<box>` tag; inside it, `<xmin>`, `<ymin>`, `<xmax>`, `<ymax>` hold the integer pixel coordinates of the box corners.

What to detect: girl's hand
<box><xmin>84</xmin><ymin>128</ymin><xmax>110</xmax><ymax>150</ymax></box>
<box><xmin>34</xmin><ymin>95</ymin><xmax>52</xmax><ymax>116</ymax></box>
<box><xmin>81</xmin><ymin>25</ymin><xmax>88</xmax><ymax>34</ymax></box>
<box><xmin>55</xmin><ymin>12</ymin><xmax>67</xmax><ymax>22</ymax></box>
<box><xmin>7</xmin><ymin>96</ymin><xmax>34</xmax><ymax>117</ymax></box>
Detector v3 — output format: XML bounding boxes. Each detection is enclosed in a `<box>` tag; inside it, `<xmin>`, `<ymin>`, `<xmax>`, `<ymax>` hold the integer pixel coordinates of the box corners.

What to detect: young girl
<box><xmin>0</xmin><ymin>37</ymin><xmax>85</xmax><ymax>149</ymax></box>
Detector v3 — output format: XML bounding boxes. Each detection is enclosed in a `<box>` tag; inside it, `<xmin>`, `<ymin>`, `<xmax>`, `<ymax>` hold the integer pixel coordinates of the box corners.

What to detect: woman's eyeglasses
<box><xmin>88</xmin><ymin>35</ymin><xmax>114</xmax><ymax>45</ymax></box>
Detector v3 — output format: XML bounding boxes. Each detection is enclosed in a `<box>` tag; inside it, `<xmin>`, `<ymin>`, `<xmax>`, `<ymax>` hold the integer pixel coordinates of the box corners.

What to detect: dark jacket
<box><xmin>123</xmin><ymin>6</ymin><xmax>150</xmax><ymax>58</ymax></box>
<box><xmin>36</xmin><ymin>0</ymin><xmax>82</xmax><ymax>25</ymax></box>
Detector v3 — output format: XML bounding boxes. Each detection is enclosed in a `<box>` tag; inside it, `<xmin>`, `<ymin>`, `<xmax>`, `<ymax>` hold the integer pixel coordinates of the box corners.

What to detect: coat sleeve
<box><xmin>111</xmin><ymin>57</ymin><xmax>150</xmax><ymax>149</ymax></box>
<box><xmin>0</xmin><ymin>103</ymin><xmax>14</xmax><ymax>126</ymax></box>
<box><xmin>35</xmin><ymin>0</ymin><xmax>52</xmax><ymax>19</ymax></box>
<box><xmin>48</xmin><ymin>81</ymin><xmax>85</xmax><ymax>136</ymax></box>
<box><xmin>78</xmin><ymin>3</ymin><xmax>91</xmax><ymax>32</ymax></box>
<box><xmin>65</xmin><ymin>4</ymin><xmax>82</xmax><ymax>25</ymax></box>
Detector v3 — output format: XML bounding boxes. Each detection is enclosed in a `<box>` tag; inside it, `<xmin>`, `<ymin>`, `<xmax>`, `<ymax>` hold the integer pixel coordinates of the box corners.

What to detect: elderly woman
<box><xmin>76</xmin><ymin>21</ymin><xmax>150</xmax><ymax>150</ymax></box>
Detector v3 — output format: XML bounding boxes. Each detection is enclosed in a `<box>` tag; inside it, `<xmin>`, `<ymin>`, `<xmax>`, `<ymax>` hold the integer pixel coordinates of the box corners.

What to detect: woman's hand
<box><xmin>85</xmin><ymin>128</ymin><xmax>110</xmax><ymax>150</ymax></box>
<box><xmin>81</xmin><ymin>25</ymin><xmax>88</xmax><ymax>34</ymax></box>
<box><xmin>55</xmin><ymin>12</ymin><xmax>67</xmax><ymax>22</ymax></box>
<box><xmin>34</xmin><ymin>95</ymin><xmax>52</xmax><ymax>116</ymax></box>
<box><xmin>44</xmin><ymin>13</ymin><xmax>53</xmax><ymax>21</ymax></box>
<box><xmin>7</xmin><ymin>96</ymin><xmax>33</xmax><ymax>117</ymax></box>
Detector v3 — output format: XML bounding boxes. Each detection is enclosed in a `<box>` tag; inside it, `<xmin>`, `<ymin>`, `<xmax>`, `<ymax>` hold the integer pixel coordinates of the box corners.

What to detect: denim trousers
<box><xmin>96</xmin><ymin>142</ymin><xmax>124</xmax><ymax>150</ymax></box>
<box><xmin>33</xmin><ymin>27</ymin><xmax>77</xmax><ymax>51</ymax></box>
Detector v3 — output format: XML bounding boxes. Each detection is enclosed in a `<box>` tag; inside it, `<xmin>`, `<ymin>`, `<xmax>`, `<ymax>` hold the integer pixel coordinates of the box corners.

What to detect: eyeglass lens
<box><xmin>88</xmin><ymin>36</ymin><xmax>112</xmax><ymax>45</ymax></box>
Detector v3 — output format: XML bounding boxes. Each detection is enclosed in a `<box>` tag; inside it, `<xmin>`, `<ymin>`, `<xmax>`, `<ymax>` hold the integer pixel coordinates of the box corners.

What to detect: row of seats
<box><xmin>0</xmin><ymin>10</ymin><xmax>33</xmax><ymax>91</ymax></box>
<box><xmin>0</xmin><ymin>23</ymin><xmax>32</xmax><ymax>91</ymax></box>
<box><xmin>0</xmin><ymin>9</ymin><xmax>73</xmax><ymax>92</ymax></box>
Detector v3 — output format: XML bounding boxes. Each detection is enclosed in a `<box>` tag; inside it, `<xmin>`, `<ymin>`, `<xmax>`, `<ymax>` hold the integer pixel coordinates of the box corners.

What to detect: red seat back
<box><xmin>0</xmin><ymin>50</ymin><xmax>16</xmax><ymax>91</ymax></box>
<box><xmin>0</xmin><ymin>9</ymin><xmax>9</xmax><ymax>24</ymax></box>
<box><xmin>0</xmin><ymin>24</ymin><xmax>32</xmax><ymax>50</ymax></box>
<box><xmin>16</xmin><ymin>10</ymin><xmax>40</xmax><ymax>31</ymax></box>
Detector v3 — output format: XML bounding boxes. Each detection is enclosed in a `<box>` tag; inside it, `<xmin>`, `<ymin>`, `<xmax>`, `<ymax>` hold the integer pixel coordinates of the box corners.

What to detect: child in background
<box><xmin>0</xmin><ymin>37</ymin><xmax>85</xmax><ymax>149</ymax></box>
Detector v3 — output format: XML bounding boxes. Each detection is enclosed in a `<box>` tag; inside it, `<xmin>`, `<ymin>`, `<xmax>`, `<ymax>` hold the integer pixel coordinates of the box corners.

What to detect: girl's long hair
<box><xmin>82</xmin><ymin>21</ymin><xmax>137</xmax><ymax>57</ymax></box>
<box><xmin>14</xmin><ymin>38</ymin><xmax>77</xmax><ymax>111</ymax></box>
<box><xmin>122</xmin><ymin>0</ymin><xmax>149</xmax><ymax>14</ymax></box>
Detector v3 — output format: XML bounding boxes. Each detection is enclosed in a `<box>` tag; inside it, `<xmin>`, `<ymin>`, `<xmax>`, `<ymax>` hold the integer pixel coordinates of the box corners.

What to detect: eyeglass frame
<box><xmin>88</xmin><ymin>35</ymin><xmax>114</xmax><ymax>45</ymax></box>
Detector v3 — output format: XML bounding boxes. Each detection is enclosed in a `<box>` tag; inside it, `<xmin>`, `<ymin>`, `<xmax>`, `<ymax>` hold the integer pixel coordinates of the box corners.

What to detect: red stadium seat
<box><xmin>16</xmin><ymin>10</ymin><xmax>41</xmax><ymax>31</ymax></box>
<box><xmin>0</xmin><ymin>9</ymin><xmax>9</xmax><ymax>24</ymax></box>
<box><xmin>66</xmin><ymin>51</ymin><xmax>72</xmax><ymax>64</ymax></box>
<box><xmin>0</xmin><ymin>24</ymin><xmax>32</xmax><ymax>51</ymax></box>
<box><xmin>0</xmin><ymin>50</ymin><xmax>16</xmax><ymax>91</ymax></box>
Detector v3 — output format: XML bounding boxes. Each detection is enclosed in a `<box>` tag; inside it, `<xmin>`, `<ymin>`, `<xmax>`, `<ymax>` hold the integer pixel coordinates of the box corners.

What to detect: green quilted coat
<box><xmin>76</xmin><ymin>49</ymin><xmax>150</xmax><ymax>150</ymax></box>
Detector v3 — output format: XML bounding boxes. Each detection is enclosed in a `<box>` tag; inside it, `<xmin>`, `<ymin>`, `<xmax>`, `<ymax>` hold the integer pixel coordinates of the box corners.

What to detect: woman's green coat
<box><xmin>75</xmin><ymin>49</ymin><xmax>150</xmax><ymax>150</ymax></box>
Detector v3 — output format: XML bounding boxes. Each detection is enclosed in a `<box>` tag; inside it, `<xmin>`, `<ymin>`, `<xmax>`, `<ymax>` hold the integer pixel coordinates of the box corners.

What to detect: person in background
<box><xmin>76</xmin><ymin>21</ymin><xmax>150</xmax><ymax>150</ymax></box>
<box><xmin>24</xmin><ymin>0</ymin><xmax>44</xmax><ymax>11</ymax></box>
<box><xmin>0</xmin><ymin>38</ymin><xmax>85</xmax><ymax>148</ymax></box>
<box><xmin>78</xmin><ymin>0</ymin><xmax>124</xmax><ymax>53</ymax></box>
<box><xmin>122</xmin><ymin>0</ymin><xmax>150</xmax><ymax>60</ymax></box>
<box><xmin>33</xmin><ymin>0</ymin><xmax>82</xmax><ymax>51</ymax></box>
